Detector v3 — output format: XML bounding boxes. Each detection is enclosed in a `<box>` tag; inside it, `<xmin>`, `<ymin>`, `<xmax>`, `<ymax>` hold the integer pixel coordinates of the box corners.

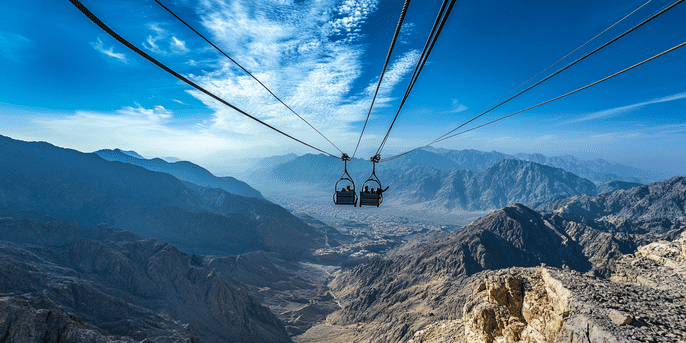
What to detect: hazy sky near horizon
<box><xmin>1</xmin><ymin>0</ymin><xmax>684</xmax><ymax>175</ymax></box>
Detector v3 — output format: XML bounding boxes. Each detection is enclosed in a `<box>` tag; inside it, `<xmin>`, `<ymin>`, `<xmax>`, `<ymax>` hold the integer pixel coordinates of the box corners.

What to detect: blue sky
<box><xmin>1</xmin><ymin>0</ymin><xmax>684</xmax><ymax>176</ymax></box>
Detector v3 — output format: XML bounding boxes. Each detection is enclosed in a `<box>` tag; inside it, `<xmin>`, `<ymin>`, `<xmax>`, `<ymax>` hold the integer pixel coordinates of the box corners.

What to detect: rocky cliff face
<box><xmin>408</xmin><ymin>232</ymin><xmax>686</xmax><ymax>343</ymax></box>
<box><xmin>0</xmin><ymin>210</ymin><xmax>291</xmax><ymax>343</ymax></box>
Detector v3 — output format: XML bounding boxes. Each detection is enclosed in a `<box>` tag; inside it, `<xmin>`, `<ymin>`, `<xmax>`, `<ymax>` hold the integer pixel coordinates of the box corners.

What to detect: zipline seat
<box><xmin>333</xmin><ymin>153</ymin><xmax>357</xmax><ymax>207</ymax></box>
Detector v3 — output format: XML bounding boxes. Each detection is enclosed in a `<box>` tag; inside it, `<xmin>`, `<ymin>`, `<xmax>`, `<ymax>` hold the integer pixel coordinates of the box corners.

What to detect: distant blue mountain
<box><xmin>0</xmin><ymin>135</ymin><xmax>325</xmax><ymax>257</ymax></box>
<box><xmin>95</xmin><ymin>148</ymin><xmax>264</xmax><ymax>199</ymax></box>
<box><xmin>258</xmin><ymin>153</ymin><xmax>599</xmax><ymax>211</ymax></box>
<box><xmin>421</xmin><ymin>147</ymin><xmax>656</xmax><ymax>183</ymax></box>
<box><xmin>119</xmin><ymin>149</ymin><xmax>145</xmax><ymax>159</ymax></box>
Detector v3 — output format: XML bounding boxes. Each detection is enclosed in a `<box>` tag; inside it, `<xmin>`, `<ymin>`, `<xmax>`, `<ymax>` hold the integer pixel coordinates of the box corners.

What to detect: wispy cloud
<box><xmin>445</xmin><ymin>99</ymin><xmax>468</xmax><ymax>113</ymax></box>
<box><xmin>0</xmin><ymin>31</ymin><xmax>32</xmax><ymax>62</ymax></box>
<box><xmin>90</xmin><ymin>37</ymin><xmax>128</xmax><ymax>63</ymax></box>
<box><xmin>183</xmin><ymin>0</ymin><xmax>424</xmax><ymax>153</ymax></box>
<box><xmin>29</xmin><ymin>105</ymin><xmax>240</xmax><ymax>156</ymax></box>
<box><xmin>143</xmin><ymin>23</ymin><xmax>189</xmax><ymax>55</ymax></box>
<box><xmin>399</xmin><ymin>22</ymin><xmax>416</xmax><ymax>44</ymax></box>
<box><xmin>561</xmin><ymin>92</ymin><xmax>686</xmax><ymax>125</ymax></box>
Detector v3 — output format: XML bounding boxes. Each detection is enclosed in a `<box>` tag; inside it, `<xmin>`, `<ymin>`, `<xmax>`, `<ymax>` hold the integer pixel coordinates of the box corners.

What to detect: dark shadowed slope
<box><xmin>96</xmin><ymin>148</ymin><xmax>264</xmax><ymax>199</ymax></box>
<box><xmin>0</xmin><ymin>208</ymin><xmax>291</xmax><ymax>343</ymax></box>
<box><xmin>0</xmin><ymin>135</ymin><xmax>325</xmax><ymax>257</ymax></box>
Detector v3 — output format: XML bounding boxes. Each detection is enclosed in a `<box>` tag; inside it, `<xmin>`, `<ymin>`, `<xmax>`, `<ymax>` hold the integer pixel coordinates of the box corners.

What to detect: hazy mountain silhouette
<box><xmin>96</xmin><ymin>148</ymin><xmax>264</xmax><ymax>199</ymax></box>
<box><xmin>0</xmin><ymin>135</ymin><xmax>324</xmax><ymax>257</ymax></box>
<box><xmin>402</xmin><ymin>147</ymin><xmax>657</xmax><ymax>183</ymax></box>
<box><xmin>118</xmin><ymin>149</ymin><xmax>145</xmax><ymax>159</ymax></box>
<box><xmin>0</xmin><ymin>207</ymin><xmax>291</xmax><ymax>342</ymax></box>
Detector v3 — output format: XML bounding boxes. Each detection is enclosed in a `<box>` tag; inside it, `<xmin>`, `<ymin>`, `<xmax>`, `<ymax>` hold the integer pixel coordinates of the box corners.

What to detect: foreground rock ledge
<box><xmin>411</xmin><ymin>232</ymin><xmax>686</xmax><ymax>343</ymax></box>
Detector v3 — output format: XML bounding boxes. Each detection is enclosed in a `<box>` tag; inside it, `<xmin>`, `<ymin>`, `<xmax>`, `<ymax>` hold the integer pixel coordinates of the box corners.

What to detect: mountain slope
<box><xmin>384</xmin><ymin>159</ymin><xmax>597</xmax><ymax>211</ymax></box>
<box><xmin>0</xmin><ymin>209</ymin><xmax>291</xmax><ymax>342</ymax></box>
<box><xmin>0</xmin><ymin>135</ymin><xmax>324</xmax><ymax>257</ymax></box>
<box><xmin>538</xmin><ymin>176</ymin><xmax>686</xmax><ymax>234</ymax></box>
<box><xmin>96</xmin><ymin>148</ymin><xmax>263</xmax><ymax>199</ymax></box>
<box><xmin>301</xmin><ymin>178</ymin><xmax>685</xmax><ymax>342</ymax></box>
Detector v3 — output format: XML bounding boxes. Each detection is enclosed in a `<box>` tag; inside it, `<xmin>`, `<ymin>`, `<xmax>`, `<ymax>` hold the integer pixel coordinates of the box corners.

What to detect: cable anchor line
<box><xmin>352</xmin><ymin>0</ymin><xmax>412</xmax><ymax>159</ymax></box>
<box><xmin>69</xmin><ymin>0</ymin><xmax>337</xmax><ymax>158</ymax></box>
<box><xmin>430</xmin><ymin>0</ymin><xmax>683</xmax><ymax>145</ymax></box>
<box><xmin>153</xmin><ymin>0</ymin><xmax>344</xmax><ymax>156</ymax></box>
<box><xmin>380</xmin><ymin>0</ymin><xmax>684</xmax><ymax>163</ymax></box>
<box><xmin>380</xmin><ymin>41</ymin><xmax>686</xmax><ymax>162</ymax></box>
<box><xmin>431</xmin><ymin>0</ymin><xmax>652</xmax><ymax>146</ymax></box>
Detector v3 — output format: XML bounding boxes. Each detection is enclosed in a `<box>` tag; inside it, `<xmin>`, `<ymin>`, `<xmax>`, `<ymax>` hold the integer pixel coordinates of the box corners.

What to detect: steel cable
<box><xmin>352</xmin><ymin>0</ymin><xmax>412</xmax><ymax>159</ymax></box>
<box><xmin>154</xmin><ymin>0</ymin><xmax>344</xmax><ymax>155</ymax></box>
<box><xmin>69</xmin><ymin>0</ymin><xmax>337</xmax><ymax>157</ymax></box>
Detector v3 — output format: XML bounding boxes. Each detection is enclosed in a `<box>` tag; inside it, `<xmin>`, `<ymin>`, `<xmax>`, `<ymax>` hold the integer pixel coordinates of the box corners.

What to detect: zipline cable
<box><xmin>431</xmin><ymin>0</ymin><xmax>652</xmax><ymax>145</ymax></box>
<box><xmin>375</xmin><ymin>0</ymin><xmax>456</xmax><ymax>157</ymax></box>
<box><xmin>69</xmin><ymin>0</ymin><xmax>337</xmax><ymax>157</ymax></box>
<box><xmin>153</xmin><ymin>0</ymin><xmax>344</xmax><ymax>155</ymax></box>
<box><xmin>381</xmin><ymin>41</ymin><xmax>686</xmax><ymax>162</ymax></box>
<box><xmin>429</xmin><ymin>0</ymin><xmax>683</xmax><ymax>145</ymax></box>
<box><xmin>352</xmin><ymin>0</ymin><xmax>412</xmax><ymax>159</ymax></box>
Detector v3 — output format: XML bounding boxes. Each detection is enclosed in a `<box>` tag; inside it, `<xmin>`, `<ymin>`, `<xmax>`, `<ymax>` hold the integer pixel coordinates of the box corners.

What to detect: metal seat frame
<box><xmin>333</xmin><ymin>154</ymin><xmax>357</xmax><ymax>207</ymax></box>
<box><xmin>360</xmin><ymin>155</ymin><xmax>383</xmax><ymax>207</ymax></box>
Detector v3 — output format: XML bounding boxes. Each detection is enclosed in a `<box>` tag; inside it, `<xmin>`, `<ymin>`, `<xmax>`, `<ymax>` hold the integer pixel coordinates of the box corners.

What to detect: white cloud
<box><xmin>182</xmin><ymin>0</ymin><xmax>426</xmax><ymax>155</ymax></box>
<box><xmin>90</xmin><ymin>37</ymin><xmax>128</xmax><ymax>63</ymax></box>
<box><xmin>26</xmin><ymin>105</ymin><xmax>246</xmax><ymax>159</ymax></box>
<box><xmin>142</xmin><ymin>23</ymin><xmax>190</xmax><ymax>55</ymax></box>
<box><xmin>561</xmin><ymin>92</ymin><xmax>686</xmax><ymax>125</ymax></box>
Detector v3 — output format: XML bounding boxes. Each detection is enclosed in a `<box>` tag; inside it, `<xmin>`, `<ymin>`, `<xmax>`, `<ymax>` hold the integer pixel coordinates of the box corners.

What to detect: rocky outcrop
<box><xmin>410</xmin><ymin>232</ymin><xmax>686</xmax><ymax>343</ymax></box>
<box><xmin>0</xmin><ymin>294</ymin><xmax>141</xmax><ymax>343</ymax></box>
<box><xmin>611</xmin><ymin>231</ymin><xmax>686</xmax><ymax>290</ymax></box>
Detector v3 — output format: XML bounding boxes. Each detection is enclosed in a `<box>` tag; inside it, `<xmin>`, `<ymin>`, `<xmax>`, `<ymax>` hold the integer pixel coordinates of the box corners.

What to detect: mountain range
<box><xmin>300</xmin><ymin>177</ymin><xmax>685</xmax><ymax>342</ymax></box>
<box><xmin>0</xmin><ymin>135</ymin><xmax>326</xmax><ymax>257</ymax></box>
<box><xmin>251</xmin><ymin>152</ymin><xmax>639</xmax><ymax>212</ymax></box>
<box><xmin>95</xmin><ymin>148</ymin><xmax>264</xmax><ymax>199</ymax></box>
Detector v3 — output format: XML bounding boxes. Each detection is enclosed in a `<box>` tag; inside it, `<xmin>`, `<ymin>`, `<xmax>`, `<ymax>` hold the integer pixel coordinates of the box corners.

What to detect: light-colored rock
<box><xmin>607</xmin><ymin>309</ymin><xmax>632</xmax><ymax>326</ymax></box>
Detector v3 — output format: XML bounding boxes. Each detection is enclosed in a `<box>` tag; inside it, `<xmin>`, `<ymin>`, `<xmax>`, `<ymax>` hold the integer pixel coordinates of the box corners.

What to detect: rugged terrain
<box><xmin>409</xmin><ymin>231</ymin><xmax>686</xmax><ymax>342</ymax></box>
<box><xmin>0</xmin><ymin>207</ymin><xmax>291</xmax><ymax>342</ymax></box>
<box><xmin>297</xmin><ymin>177</ymin><xmax>685</xmax><ymax>342</ymax></box>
